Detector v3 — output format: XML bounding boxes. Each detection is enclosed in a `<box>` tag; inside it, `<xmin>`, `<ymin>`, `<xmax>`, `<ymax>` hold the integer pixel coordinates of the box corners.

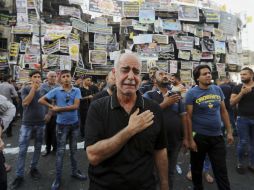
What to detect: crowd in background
<box><xmin>0</xmin><ymin>53</ymin><xmax>254</xmax><ymax>190</ymax></box>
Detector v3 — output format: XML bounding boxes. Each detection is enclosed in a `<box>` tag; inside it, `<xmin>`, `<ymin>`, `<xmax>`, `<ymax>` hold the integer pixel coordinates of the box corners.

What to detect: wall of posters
<box><xmin>44</xmin><ymin>55</ymin><xmax>60</xmax><ymax>68</ymax></box>
<box><xmin>178</xmin><ymin>5</ymin><xmax>199</xmax><ymax>22</ymax></box>
<box><xmin>25</xmin><ymin>44</ymin><xmax>40</xmax><ymax>55</ymax></box>
<box><xmin>133</xmin><ymin>34</ymin><xmax>153</xmax><ymax>44</ymax></box>
<box><xmin>69</xmin><ymin>44</ymin><xmax>79</xmax><ymax>62</ymax></box>
<box><xmin>152</xmin><ymin>34</ymin><xmax>169</xmax><ymax>44</ymax></box>
<box><xmin>181</xmin><ymin>61</ymin><xmax>193</xmax><ymax>70</ymax></box>
<box><xmin>183</xmin><ymin>24</ymin><xmax>196</xmax><ymax>34</ymax></box>
<box><xmin>94</xmin><ymin>17</ymin><xmax>108</xmax><ymax>26</ymax></box>
<box><xmin>139</xmin><ymin>10</ymin><xmax>155</xmax><ymax>24</ymax></box>
<box><xmin>178</xmin><ymin>50</ymin><xmax>191</xmax><ymax>60</ymax></box>
<box><xmin>43</xmin><ymin>40</ymin><xmax>60</xmax><ymax>55</ymax></box>
<box><xmin>122</xmin><ymin>2</ymin><xmax>139</xmax><ymax>17</ymax></box>
<box><xmin>141</xmin><ymin>61</ymin><xmax>148</xmax><ymax>73</ymax></box>
<box><xmin>73</xmin><ymin>67</ymin><xmax>88</xmax><ymax>78</ymax></box>
<box><xmin>203</xmin><ymin>9</ymin><xmax>220</xmax><ymax>23</ymax></box>
<box><xmin>191</xmin><ymin>49</ymin><xmax>202</xmax><ymax>61</ymax></box>
<box><xmin>94</xmin><ymin>34</ymin><xmax>108</xmax><ymax>45</ymax></box>
<box><xmin>60</xmin><ymin>55</ymin><xmax>72</xmax><ymax>71</ymax></box>
<box><xmin>88</xmin><ymin>24</ymin><xmax>113</xmax><ymax>35</ymax></box>
<box><xmin>163</xmin><ymin>19</ymin><xmax>182</xmax><ymax>31</ymax></box>
<box><xmin>89</xmin><ymin>0</ymin><xmax>122</xmax><ymax>17</ymax></box>
<box><xmin>154</xmin><ymin>18</ymin><xmax>163</xmax><ymax>33</ymax></box>
<box><xmin>12</xmin><ymin>25</ymin><xmax>32</xmax><ymax>34</ymax></box>
<box><xmin>169</xmin><ymin>60</ymin><xmax>178</xmax><ymax>74</ymax></box>
<box><xmin>174</xmin><ymin>36</ymin><xmax>194</xmax><ymax>51</ymax></box>
<box><xmin>19</xmin><ymin>37</ymin><xmax>30</xmax><ymax>53</ymax></box>
<box><xmin>175</xmin><ymin>0</ymin><xmax>197</xmax><ymax>4</ymax></box>
<box><xmin>59</xmin><ymin>5</ymin><xmax>81</xmax><ymax>18</ymax></box>
<box><xmin>45</xmin><ymin>25</ymin><xmax>72</xmax><ymax>41</ymax></box>
<box><xmin>180</xmin><ymin>69</ymin><xmax>192</xmax><ymax>83</ymax></box>
<box><xmin>70</xmin><ymin>18</ymin><xmax>87</xmax><ymax>32</ymax></box>
<box><xmin>219</xmin><ymin>12</ymin><xmax>237</xmax><ymax>36</ymax></box>
<box><xmin>16</xmin><ymin>0</ymin><xmax>28</xmax><ymax>25</ymax></box>
<box><xmin>89</xmin><ymin>50</ymin><xmax>107</xmax><ymax>65</ymax></box>
<box><xmin>133</xmin><ymin>24</ymin><xmax>149</xmax><ymax>32</ymax></box>
<box><xmin>9</xmin><ymin>42</ymin><xmax>20</xmax><ymax>58</ymax></box>
<box><xmin>156</xmin><ymin>61</ymin><xmax>169</xmax><ymax>72</ymax></box>
<box><xmin>215</xmin><ymin>41</ymin><xmax>226</xmax><ymax>54</ymax></box>
<box><xmin>201</xmin><ymin>52</ymin><xmax>213</xmax><ymax>60</ymax></box>
<box><xmin>226</xmin><ymin>54</ymin><xmax>239</xmax><ymax>65</ymax></box>
<box><xmin>216</xmin><ymin>63</ymin><xmax>226</xmax><ymax>74</ymax></box>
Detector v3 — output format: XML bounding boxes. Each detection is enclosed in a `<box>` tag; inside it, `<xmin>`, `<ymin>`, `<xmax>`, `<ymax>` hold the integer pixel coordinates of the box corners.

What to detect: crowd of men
<box><xmin>0</xmin><ymin>52</ymin><xmax>254</xmax><ymax>190</ymax></box>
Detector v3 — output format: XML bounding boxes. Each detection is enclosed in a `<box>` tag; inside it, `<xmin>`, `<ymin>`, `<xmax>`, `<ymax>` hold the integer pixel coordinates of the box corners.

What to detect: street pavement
<box><xmin>3</xmin><ymin>118</ymin><xmax>254</xmax><ymax>190</ymax></box>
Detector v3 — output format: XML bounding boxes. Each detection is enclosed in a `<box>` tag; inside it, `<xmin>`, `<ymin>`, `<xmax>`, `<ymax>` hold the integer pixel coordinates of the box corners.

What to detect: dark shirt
<box><xmin>139</xmin><ymin>80</ymin><xmax>154</xmax><ymax>94</ymax></box>
<box><xmin>144</xmin><ymin>89</ymin><xmax>186</xmax><ymax>150</ymax></box>
<box><xmin>21</xmin><ymin>86</ymin><xmax>45</xmax><ymax>126</ymax></box>
<box><xmin>232</xmin><ymin>84</ymin><xmax>254</xmax><ymax>118</ymax></box>
<box><xmin>92</xmin><ymin>90</ymin><xmax>109</xmax><ymax>102</ymax></box>
<box><xmin>80</xmin><ymin>86</ymin><xmax>99</xmax><ymax>110</ymax></box>
<box><xmin>219</xmin><ymin>84</ymin><xmax>232</xmax><ymax>111</ymax></box>
<box><xmin>85</xmin><ymin>91</ymin><xmax>167</xmax><ymax>190</ymax></box>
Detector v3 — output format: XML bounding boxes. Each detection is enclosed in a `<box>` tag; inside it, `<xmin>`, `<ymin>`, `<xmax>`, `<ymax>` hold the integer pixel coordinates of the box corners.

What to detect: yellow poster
<box><xmin>69</xmin><ymin>44</ymin><xmax>79</xmax><ymax>62</ymax></box>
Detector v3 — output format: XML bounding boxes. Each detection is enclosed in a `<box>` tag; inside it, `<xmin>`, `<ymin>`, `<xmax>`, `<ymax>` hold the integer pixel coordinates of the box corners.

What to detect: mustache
<box><xmin>122</xmin><ymin>80</ymin><xmax>136</xmax><ymax>86</ymax></box>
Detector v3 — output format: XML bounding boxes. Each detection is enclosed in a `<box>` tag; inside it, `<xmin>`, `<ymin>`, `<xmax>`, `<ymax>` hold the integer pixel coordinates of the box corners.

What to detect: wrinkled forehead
<box><xmin>118</xmin><ymin>54</ymin><xmax>141</xmax><ymax>69</ymax></box>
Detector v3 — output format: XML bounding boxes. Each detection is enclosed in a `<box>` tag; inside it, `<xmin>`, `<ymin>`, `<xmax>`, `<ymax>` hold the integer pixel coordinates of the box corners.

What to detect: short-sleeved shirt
<box><xmin>85</xmin><ymin>91</ymin><xmax>167</xmax><ymax>190</ymax></box>
<box><xmin>92</xmin><ymin>90</ymin><xmax>109</xmax><ymax>102</ymax></box>
<box><xmin>185</xmin><ymin>85</ymin><xmax>224</xmax><ymax>136</ymax></box>
<box><xmin>79</xmin><ymin>86</ymin><xmax>98</xmax><ymax>111</ymax></box>
<box><xmin>45</xmin><ymin>86</ymin><xmax>81</xmax><ymax>125</ymax></box>
<box><xmin>143</xmin><ymin>89</ymin><xmax>186</xmax><ymax>149</ymax></box>
<box><xmin>219</xmin><ymin>84</ymin><xmax>232</xmax><ymax>111</ymax></box>
<box><xmin>40</xmin><ymin>82</ymin><xmax>60</xmax><ymax>112</ymax></box>
<box><xmin>0</xmin><ymin>82</ymin><xmax>18</xmax><ymax>103</ymax></box>
<box><xmin>21</xmin><ymin>86</ymin><xmax>45</xmax><ymax>126</ymax></box>
<box><xmin>232</xmin><ymin>84</ymin><xmax>254</xmax><ymax>118</ymax></box>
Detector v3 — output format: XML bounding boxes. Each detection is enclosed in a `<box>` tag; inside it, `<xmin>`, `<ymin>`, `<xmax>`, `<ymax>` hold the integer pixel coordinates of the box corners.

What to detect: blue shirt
<box><xmin>185</xmin><ymin>85</ymin><xmax>224</xmax><ymax>136</ymax></box>
<box><xmin>45</xmin><ymin>86</ymin><xmax>81</xmax><ymax>125</ymax></box>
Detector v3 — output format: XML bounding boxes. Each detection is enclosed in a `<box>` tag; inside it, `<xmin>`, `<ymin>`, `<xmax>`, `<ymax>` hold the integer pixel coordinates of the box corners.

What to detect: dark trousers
<box><xmin>79</xmin><ymin>109</ymin><xmax>88</xmax><ymax>137</ymax></box>
<box><xmin>167</xmin><ymin>142</ymin><xmax>182</xmax><ymax>190</ymax></box>
<box><xmin>0</xmin><ymin>151</ymin><xmax>7</xmax><ymax>190</ymax></box>
<box><xmin>45</xmin><ymin>115</ymin><xmax>57</xmax><ymax>152</ymax></box>
<box><xmin>190</xmin><ymin>134</ymin><xmax>230</xmax><ymax>190</ymax></box>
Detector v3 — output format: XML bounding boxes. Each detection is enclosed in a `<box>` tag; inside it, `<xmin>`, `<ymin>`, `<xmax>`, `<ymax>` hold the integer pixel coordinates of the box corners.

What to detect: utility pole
<box><xmin>37</xmin><ymin>0</ymin><xmax>43</xmax><ymax>74</ymax></box>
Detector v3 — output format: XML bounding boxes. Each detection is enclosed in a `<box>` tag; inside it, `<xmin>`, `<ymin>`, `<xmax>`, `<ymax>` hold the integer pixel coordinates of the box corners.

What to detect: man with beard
<box><xmin>92</xmin><ymin>71</ymin><xmax>116</xmax><ymax>101</ymax></box>
<box><xmin>170</xmin><ymin>74</ymin><xmax>187</xmax><ymax>102</ymax></box>
<box><xmin>85</xmin><ymin>53</ymin><xmax>168</xmax><ymax>190</ymax></box>
<box><xmin>186</xmin><ymin>65</ymin><xmax>233</xmax><ymax>190</ymax></box>
<box><xmin>79</xmin><ymin>76</ymin><xmax>98</xmax><ymax>137</ymax></box>
<box><xmin>143</xmin><ymin>69</ymin><xmax>188</xmax><ymax>189</ymax></box>
<box><xmin>230</xmin><ymin>67</ymin><xmax>254</xmax><ymax>174</ymax></box>
<box><xmin>139</xmin><ymin>66</ymin><xmax>158</xmax><ymax>94</ymax></box>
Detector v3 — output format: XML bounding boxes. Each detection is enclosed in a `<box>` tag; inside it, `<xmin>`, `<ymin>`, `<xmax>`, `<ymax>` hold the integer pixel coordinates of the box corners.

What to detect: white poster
<box><xmin>59</xmin><ymin>5</ymin><xmax>81</xmax><ymax>18</ymax></box>
<box><xmin>60</xmin><ymin>55</ymin><xmax>72</xmax><ymax>70</ymax></box>
<box><xmin>133</xmin><ymin>34</ymin><xmax>153</xmax><ymax>44</ymax></box>
<box><xmin>170</xmin><ymin>60</ymin><xmax>178</xmax><ymax>74</ymax></box>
